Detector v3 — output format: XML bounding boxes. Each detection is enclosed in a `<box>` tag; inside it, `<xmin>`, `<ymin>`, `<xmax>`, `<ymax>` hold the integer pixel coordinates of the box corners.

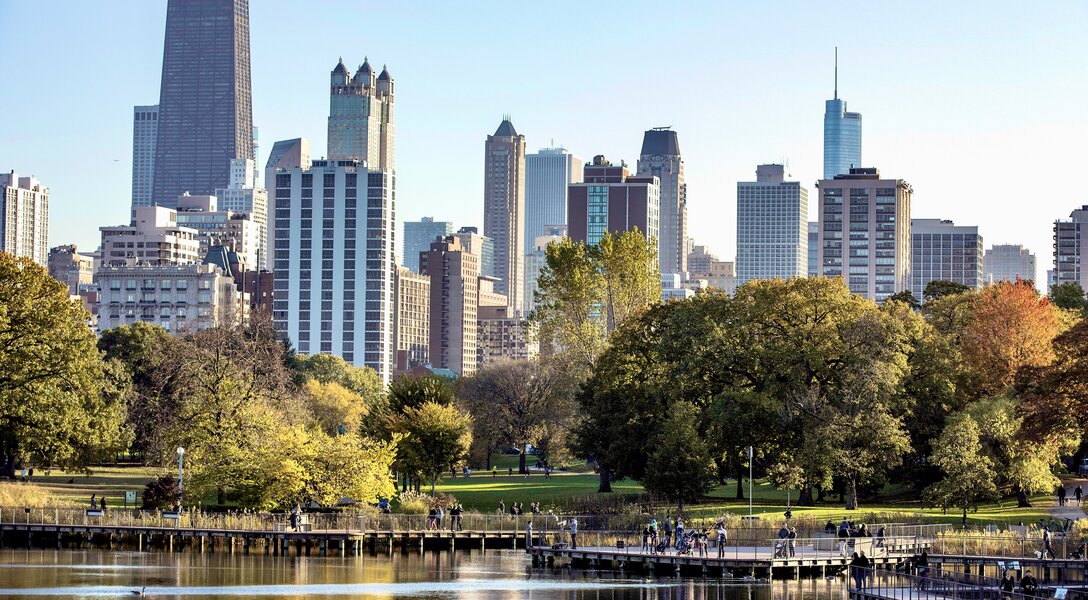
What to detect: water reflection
<box><xmin>0</xmin><ymin>548</ymin><xmax>846</xmax><ymax>600</ymax></box>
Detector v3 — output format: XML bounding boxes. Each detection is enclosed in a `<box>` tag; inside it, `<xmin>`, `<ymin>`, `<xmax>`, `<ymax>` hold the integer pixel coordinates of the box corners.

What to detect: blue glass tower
<box><xmin>822</xmin><ymin>50</ymin><xmax>862</xmax><ymax>180</ymax></box>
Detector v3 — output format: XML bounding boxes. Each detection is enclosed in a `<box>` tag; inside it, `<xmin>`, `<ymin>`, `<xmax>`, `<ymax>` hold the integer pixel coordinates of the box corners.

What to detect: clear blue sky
<box><xmin>1</xmin><ymin>1</ymin><xmax>1085</xmax><ymax>286</ymax></box>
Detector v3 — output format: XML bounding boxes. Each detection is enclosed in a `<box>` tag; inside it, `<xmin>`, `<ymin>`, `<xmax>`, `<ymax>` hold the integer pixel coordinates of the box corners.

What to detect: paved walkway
<box><xmin>1051</xmin><ymin>478</ymin><xmax>1088</xmax><ymax>522</ymax></box>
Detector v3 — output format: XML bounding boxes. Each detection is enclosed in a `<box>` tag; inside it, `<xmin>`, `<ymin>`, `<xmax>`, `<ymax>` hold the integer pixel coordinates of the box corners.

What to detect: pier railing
<box><xmin>852</xmin><ymin>565</ymin><xmax>1050</xmax><ymax>600</ymax></box>
<box><xmin>929</xmin><ymin>532</ymin><xmax>1087</xmax><ymax>560</ymax></box>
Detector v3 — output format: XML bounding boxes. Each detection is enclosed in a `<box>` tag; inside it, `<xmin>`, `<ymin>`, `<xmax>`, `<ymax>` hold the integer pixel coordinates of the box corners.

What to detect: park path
<box><xmin>1050</xmin><ymin>478</ymin><xmax>1088</xmax><ymax>522</ymax></box>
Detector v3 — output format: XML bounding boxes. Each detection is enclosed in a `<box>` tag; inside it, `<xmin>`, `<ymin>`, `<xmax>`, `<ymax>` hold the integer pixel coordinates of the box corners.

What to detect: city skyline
<box><xmin>2</xmin><ymin>1</ymin><xmax>1086</xmax><ymax>288</ymax></box>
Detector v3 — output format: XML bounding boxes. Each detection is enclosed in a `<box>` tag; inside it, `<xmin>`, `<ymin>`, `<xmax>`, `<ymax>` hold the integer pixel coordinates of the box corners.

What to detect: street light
<box><xmin>176</xmin><ymin>447</ymin><xmax>185</xmax><ymax>512</ymax></box>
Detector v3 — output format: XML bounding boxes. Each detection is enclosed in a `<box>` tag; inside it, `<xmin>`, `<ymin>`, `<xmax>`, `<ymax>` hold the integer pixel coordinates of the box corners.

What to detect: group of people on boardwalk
<box><xmin>88</xmin><ymin>495</ymin><xmax>107</xmax><ymax>511</ymax></box>
<box><xmin>427</xmin><ymin>503</ymin><xmax>466</xmax><ymax>531</ymax></box>
<box><xmin>635</xmin><ymin>517</ymin><xmax>730</xmax><ymax>558</ymax></box>
<box><xmin>497</xmin><ymin>500</ymin><xmax>539</xmax><ymax>516</ymax></box>
<box><xmin>827</xmin><ymin>519</ymin><xmax>885</xmax><ymax>556</ymax></box>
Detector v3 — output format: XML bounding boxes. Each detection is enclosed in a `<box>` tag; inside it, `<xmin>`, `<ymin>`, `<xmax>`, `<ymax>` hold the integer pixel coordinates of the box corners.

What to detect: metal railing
<box><xmin>852</xmin><ymin>566</ymin><xmax>1058</xmax><ymax>600</ymax></box>
<box><xmin>929</xmin><ymin>533</ymin><xmax>1087</xmax><ymax>561</ymax></box>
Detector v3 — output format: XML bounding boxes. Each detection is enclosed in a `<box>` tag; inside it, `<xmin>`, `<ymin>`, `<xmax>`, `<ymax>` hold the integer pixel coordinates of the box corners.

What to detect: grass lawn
<box><xmin>31</xmin><ymin>465</ymin><xmax>161</xmax><ymax>508</ymax></box>
<box><xmin>432</xmin><ymin>470</ymin><xmax>641</xmax><ymax>511</ymax></box>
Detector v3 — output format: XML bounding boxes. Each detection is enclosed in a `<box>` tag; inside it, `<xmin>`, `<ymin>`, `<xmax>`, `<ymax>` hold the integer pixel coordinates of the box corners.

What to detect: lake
<box><xmin>0</xmin><ymin>548</ymin><xmax>847</xmax><ymax>599</ymax></box>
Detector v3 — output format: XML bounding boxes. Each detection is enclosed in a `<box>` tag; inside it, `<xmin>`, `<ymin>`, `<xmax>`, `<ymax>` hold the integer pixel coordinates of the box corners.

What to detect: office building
<box><xmin>152</xmin><ymin>0</ymin><xmax>253</xmax><ymax>206</ymax></box>
<box><xmin>0</xmin><ymin>171</ymin><xmax>48</xmax><ymax>266</ymax></box>
<box><xmin>241</xmin><ymin>269</ymin><xmax>274</xmax><ymax>315</ymax></box>
<box><xmin>736</xmin><ymin>164</ymin><xmax>808</xmax><ymax>284</ymax></box>
<box><xmin>808</xmin><ymin>222</ymin><xmax>820</xmax><ymax>277</ymax></box>
<box><xmin>131</xmin><ymin>105</ymin><xmax>159</xmax><ymax>207</ymax></box>
<box><xmin>272</xmin><ymin>160</ymin><xmax>396</xmax><ymax>382</ymax></box>
<box><xmin>48</xmin><ymin>244</ymin><xmax>95</xmax><ymax>295</ymax></box>
<box><xmin>453</xmin><ymin>226</ymin><xmax>495</xmax><ymax>279</ymax></box>
<box><xmin>483</xmin><ymin>118</ymin><xmax>526</xmax><ymax>313</ymax></box>
<box><xmin>823</xmin><ymin>52</ymin><xmax>862</xmax><ymax>179</ymax></box>
<box><xmin>661</xmin><ymin>273</ymin><xmax>697</xmax><ymax>301</ymax></box>
<box><xmin>393</xmin><ymin>266</ymin><xmax>430</xmax><ymax>374</ymax></box>
<box><xmin>420</xmin><ymin>235</ymin><xmax>479</xmax><ymax>376</ymax></box>
<box><xmin>524</xmin><ymin>225</ymin><xmax>566</xmax><ymax>314</ymax></box>
<box><xmin>568</xmin><ymin>155</ymin><xmax>660</xmax><ymax>247</ymax></box>
<box><xmin>175</xmin><ymin>193</ymin><xmax>261</xmax><ymax>270</ymax></box>
<box><xmin>100</xmin><ymin>206</ymin><xmax>201</xmax><ymax>267</ymax></box>
<box><xmin>984</xmin><ymin>244</ymin><xmax>1036</xmax><ymax>285</ymax></box>
<box><xmin>909</xmin><ymin>219</ymin><xmax>984</xmax><ymax>298</ymax></box>
<box><xmin>214</xmin><ymin>158</ymin><xmax>268</xmax><ymax>269</ymax></box>
<box><xmin>817</xmin><ymin>167</ymin><xmax>911</xmax><ymax>302</ymax></box>
<box><xmin>525</xmin><ymin>147</ymin><xmax>581</xmax><ymax>256</ymax></box>
<box><xmin>1053</xmin><ymin>206</ymin><xmax>1088</xmax><ymax>290</ymax></box>
<box><xmin>327</xmin><ymin>57</ymin><xmax>395</xmax><ymax>172</ymax></box>
<box><xmin>403</xmin><ymin>217</ymin><xmax>453</xmax><ymax>272</ymax></box>
<box><xmin>477</xmin><ymin>308</ymin><xmax>537</xmax><ymax>368</ymax></box>
<box><xmin>638</xmin><ymin>128</ymin><xmax>687</xmax><ymax>275</ymax></box>
<box><xmin>687</xmin><ymin>245</ymin><xmax>718</xmax><ymax>278</ymax></box>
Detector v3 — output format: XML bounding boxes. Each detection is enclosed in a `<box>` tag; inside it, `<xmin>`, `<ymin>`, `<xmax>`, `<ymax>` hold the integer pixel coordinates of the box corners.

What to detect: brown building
<box><xmin>567</xmin><ymin>155</ymin><xmax>660</xmax><ymax>247</ymax></box>
<box><xmin>48</xmin><ymin>244</ymin><xmax>95</xmax><ymax>295</ymax></box>
<box><xmin>241</xmin><ymin>269</ymin><xmax>274</xmax><ymax>315</ymax></box>
<box><xmin>419</xmin><ymin>235</ymin><xmax>479</xmax><ymax>376</ymax></box>
<box><xmin>394</xmin><ymin>266</ymin><xmax>430</xmax><ymax>374</ymax></box>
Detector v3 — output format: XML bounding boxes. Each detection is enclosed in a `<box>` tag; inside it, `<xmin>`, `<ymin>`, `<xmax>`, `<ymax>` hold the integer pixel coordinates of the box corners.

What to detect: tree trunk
<box><xmin>735</xmin><ymin>466</ymin><xmax>745</xmax><ymax>500</ymax></box>
<box><xmin>1016</xmin><ymin>486</ymin><xmax>1032</xmax><ymax>508</ymax></box>
<box><xmin>486</xmin><ymin>448</ymin><xmax>493</xmax><ymax>471</ymax></box>
<box><xmin>845</xmin><ymin>478</ymin><xmax>858</xmax><ymax>510</ymax></box>
<box><xmin>519</xmin><ymin>447</ymin><xmax>528</xmax><ymax>475</ymax></box>
<box><xmin>598</xmin><ymin>465</ymin><xmax>612</xmax><ymax>493</ymax></box>
<box><xmin>431</xmin><ymin>473</ymin><xmax>436</xmax><ymax>494</ymax></box>
<box><xmin>798</xmin><ymin>486</ymin><xmax>814</xmax><ymax>506</ymax></box>
<box><xmin>217</xmin><ymin>486</ymin><xmax>226</xmax><ymax>505</ymax></box>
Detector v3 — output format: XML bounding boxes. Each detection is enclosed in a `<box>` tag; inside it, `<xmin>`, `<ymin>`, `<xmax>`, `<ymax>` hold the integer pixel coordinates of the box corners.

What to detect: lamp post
<box><xmin>176</xmin><ymin>447</ymin><xmax>185</xmax><ymax>512</ymax></box>
<box><xmin>747</xmin><ymin>446</ymin><xmax>753</xmax><ymax>522</ymax></box>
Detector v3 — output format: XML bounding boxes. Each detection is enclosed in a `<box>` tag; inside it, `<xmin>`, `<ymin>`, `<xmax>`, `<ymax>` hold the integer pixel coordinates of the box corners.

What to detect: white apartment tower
<box><xmin>736</xmin><ymin>164</ymin><xmax>808</xmax><ymax>284</ymax></box>
<box><xmin>99</xmin><ymin>206</ymin><xmax>201</xmax><ymax>267</ymax></box>
<box><xmin>214</xmin><ymin>158</ymin><xmax>269</xmax><ymax>269</ymax></box>
<box><xmin>131</xmin><ymin>105</ymin><xmax>159</xmax><ymax>208</ymax></box>
<box><xmin>1053</xmin><ymin>206</ymin><xmax>1088</xmax><ymax>290</ymax></box>
<box><xmin>0</xmin><ymin>171</ymin><xmax>49</xmax><ymax>266</ymax></box>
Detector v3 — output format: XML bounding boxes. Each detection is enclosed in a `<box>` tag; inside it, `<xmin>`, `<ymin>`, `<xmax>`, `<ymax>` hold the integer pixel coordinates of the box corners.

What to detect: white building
<box><xmin>264</xmin><ymin>138</ymin><xmax>311</xmax><ymax>264</ymax></box>
<box><xmin>214</xmin><ymin>158</ymin><xmax>269</xmax><ymax>270</ymax></box>
<box><xmin>100</xmin><ymin>206</ymin><xmax>201</xmax><ymax>267</ymax></box>
<box><xmin>131</xmin><ymin>105</ymin><xmax>159</xmax><ymax>208</ymax></box>
<box><xmin>0</xmin><ymin>171</ymin><xmax>49</xmax><ymax>266</ymax></box>
<box><xmin>524</xmin><ymin>226</ymin><xmax>566</xmax><ymax>315</ymax></box>
<box><xmin>175</xmin><ymin>193</ymin><xmax>261</xmax><ymax>271</ymax></box>
<box><xmin>272</xmin><ymin>160</ymin><xmax>396</xmax><ymax>383</ymax></box>
<box><xmin>984</xmin><ymin>244</ymin><xmax>1036</xmax><ymax>285</ymax></box>
<box><xmin>736</xmin><ymin>164</ymin><xmax>808</xmax><ymax>284</ymax></box>
<box><xmin>524</xmin><ymin>146</ymin><xmax>580</xmax><ymax>257</ymax></box>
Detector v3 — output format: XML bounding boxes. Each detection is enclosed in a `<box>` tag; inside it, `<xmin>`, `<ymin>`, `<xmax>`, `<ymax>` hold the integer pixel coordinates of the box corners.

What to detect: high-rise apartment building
<box><xmin>984</xmin><ymin>244</ymin><xmax>1036</xmax><ymax>285</ymax></box>
<box><xmin>637</xmin><ymin>128</ymin><xmax>687</xmax><ymax>275</ymax></box>
<box><xmin>477</xmin><ymin>295</ymin><xmax>537</xmax><ymax>368</ymax></box>
<box><xmin>736</xmin><ymin>164</ymin><xmax>808</xmax><ymax>284</ymax></box>
<box><xmin>453</xmin><ymin>226</ymin><xmax>495</xmax><ymax>279</ymax></box>
<box><xmin>48</xmin><ymin>244</ymin><xmax>95</xmax><ymax>295</ymax></box>
<box><xmin>524</xmin><ymin>225</ymin><xmax>566</xmax><ymax>314</ymax></box>
<box><xmin>152</xmin><ymin>0</ymin><xmax>253</xmax><ymax>206</ymax></box>
<box><xmin>214</xmin><ymin>158</ymin><xmax>268</xmax><ymax>269</ymax></box>
<box><xmin>272</xmin><ymin>160</ymin><xmax>396</xmax><ymax>382</ymax></box>
<box><xmin>525</xmin><ymin>147</ymin><xmax>581</xmax><ymax>256</ymax></box>
<box><xmin>327</xmin><ymin>57</ymin><xmax>395</xmax><ymax>171</ymax></box>
<box><xmin>393</xmin><ymin>266</ymin><xmax>430</xmax><ymax>374</ymax></box>
<box><xmin>420</xmin><ymin>235</ymin><xmax>479</xmax><ymax>376</ymax></box>
<box><xmin>568</xmin><ymin>156</ymin><xmax>660</xmax><ymax>247</ymax></box>
<box><xmin>817</xmin><ymin>168</ymin><xmax>911</xmax><ymax>302</ymax></box>
<box><xmin>100</xmin><ymin>206</ymin><xmax>201</xmax><ymax>267</ymax></box>
<box><xmin>823</xmin><ymin>52</ymin><xmax>862</xmax><ymax>180</ymax></box>
<box><xmin>1053</xmin><ymin>206</ymin><xmax>1088</xmax><ymax>290</ymax></box>
<box><xmin>403</xmin><ymin>217</ymin><xmax>453</xmax><ymax>272</ymax></box>
<box><xmin>0</xmin><ymin>171</ymin><xmax>48</xmax><ymax>266</ymax></box>
<box><xmin>808</xmin><ymin>222</ymin><xmax>820</xmax><ymax>277</ymax></box>
<box><xmin>264</xmin><ymin>138</ymin><xmax>311</xmax><ymax>261</ymax></box>
<box><xmin>909</xmin><ymin>219</ymin><xmax>984</xmax><ymax>298</ymax></box>
<box><xmin>131</xmin><ymin>105</ymin><xmax>159</xmax><ymax>207</ymax></box>
<box><xmin>483</xmin><ymin>118</ymin><xmax>526</xmax><ymax>314</ymax></box>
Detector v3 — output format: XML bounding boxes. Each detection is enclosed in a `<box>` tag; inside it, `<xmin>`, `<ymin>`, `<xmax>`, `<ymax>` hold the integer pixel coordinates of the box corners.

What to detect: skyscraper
<box><xmin>524</xmin><ymin>225</ymin><xmax>566</xmax><ymax>314</ymax></box>
<box><xmin>131</xmin><ymin>105</ymin><xmax>159</xmax><ymax>207</ymax></box>
<box><xmin>393</xmin><ymin>265</ymin><xmax>430</xmax><ymax>374</ymax></box>
<box><xmin>0</xmin><ymin>170</ymin><xmax>49</xmax><ymax>266</ymax></box>
<box><xmin>808</xmin><ymin>222</ymin><xmax>820</xmax><ymax>277</ymax></box>
<box><xmin>152</xmin><ymin>0</ymin><xmax>253</xmax><ymax>206</ymax></box>
<box><xmin>736</xmin><ymin>164</ymin><xmax>808</xmax><ymax>284</ymax></box>
<box><xmin>637</xmin><ymin>128</ymin><xmax>687</xmax><ymax>275</ymax></box>
<box><xmin>568</xmin><ymin>156</ymin><xmax>660</xmax><ymax>247</ymax></box>
<box><xmin>1053</xmin><ymin>206</ymin><xmax>1088</xmax><ymax>290</ymax></box>
<box><xmin>483</xmin><ymin>118</ymin><xmax>526</xmax><ymax>314</ymax></box>
<box><xmin>402</xmin><ymin>217</ymin><xmax>453</xmax><ymax>272</ymax></box>
<box><xmin>909</xmin><ymin>219</ymin><xmax>984</xmax><ymax>298</ymax></box>
<box><xmin>327</xmin><ymin>57</ymin><xmax>395</xmax><ymax>171</ymax></box>
<box><xmin>984</xmin><ymin>244</ymin><xmax>1036</xmax><ymax>285</ymax></box>
<box><xmin>453</xmin><ymin>226</ymin><xmax>495</xmax><ymax>279</ymax></box>
<box><xmin>823</xmin><ymin>50</ymin><xmax>862</xmax><ymax>180</ymax></box>
<box><xmin>525</xmin><ymin>147</ymin><xmax>581</xmax><ymax>255</ymax></box>
<box><xmin>817</xmin><ymin>167</ymin><xmax>911</xmax><ymax>302</ymax></box>
<box><xmin>420</xmin><ymin>235</ymin><xmax>479</xmax><ymax>376</ymax></box>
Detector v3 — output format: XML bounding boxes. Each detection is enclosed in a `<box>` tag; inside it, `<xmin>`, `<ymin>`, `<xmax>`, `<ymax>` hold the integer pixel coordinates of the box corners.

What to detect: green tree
<box><xmin>642</xmin><ymin>402</ymin><xmax>715</xmax><ymax>513</ymax></box>
<box><xmin>923</xmin><ymin>415</ymin><xmax>998</xmax><ymax>523</ymax></box>
<box><xmin>767</xmin><ymin>462</ymin><xmax>806</xmax><ymax>508</ymax></box>
<box><xmin>1048</xmin><ymin>282</ymin><xmax>1088</xmax><ymax>317</ymax></box>
<box><xmin>291</xmin><ymin>353</ymin><xmax>383</xmax><ymax>401</ymax></box>
<box><xmin>888</xmin><ymin>289</ymin><xmax>921</xmax><ymax>310</ymax></box>
<box><xmin>923</xmin><ymin>280</ymin><xmax>971</xmax><ymax>302</ymax></box>
<box><xmin>302</xmin><ymin>430</ymin><xmax>399</xmax><ymax>506</ymax></box>
<box><xmin>395</xmin><ymin>402</ymin><xmax>472</xmax><ymax>493</ymax></box>
<box><xmin>98</xmin><ymin>322</ymin><xmax>174</xmax><ymax>455</ymax></box>
<box><xmin>387</xmin><ymin>375</ymin><xmax>454</xmax><ymax>414</ymax></box>
<box><xmin>301</xmin><ymin>379</ymin><xmax>369</xmax><ymax>436</ymax></box>
<box><xmin>0</xmin><ymin>254</ymin><xmax>127</xmax><ymax>474</ymax></box>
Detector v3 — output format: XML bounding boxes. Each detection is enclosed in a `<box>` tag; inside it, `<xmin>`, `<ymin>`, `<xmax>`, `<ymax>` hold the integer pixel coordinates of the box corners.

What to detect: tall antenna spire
<box><xmin>834</xmin><ymin>46</ymin><xmax>839</xmax><ymax>100</ymax></box>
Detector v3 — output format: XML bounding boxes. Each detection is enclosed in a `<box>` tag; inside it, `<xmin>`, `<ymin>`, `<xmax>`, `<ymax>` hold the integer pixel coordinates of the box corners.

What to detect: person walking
<box><xmin>1000</xmin><ymin>569</ymin><xmax>1016</xmax><ymax>600</ymax></box>
<box><xmin>642</xmin><ymin>526</ymin><xmax>651</xmax><ymax>552</ymax></box>
<box><xmin>662</xmin><ymin>518</ymin><xmax>673</xmax><ymax>549</ymax></box>
<box><xmin>858</xmin><ymin>552</ymin><xmax>871</xmax><ymax>589</ymax></box>
<box><xmin>290</xmin><ymin>505</ymin><xmax>301</xmax><ymax>532</ymax></box>
<box><xmin>675</xmin><ymin>518</ymin><xmax>685</xmax><ymax>550</ymax></box>
<box><xmin>849</xmin><ymin>552</ymin><xmax>864</xmax><ymax>590</ymax></box>
<box><xmin>838</xmin><ymin>520</ymin><xmax>849</xmax><ymax>556</ymax></box>
<box><xmin>876</xmin><ymin>525</ymin><xmax>886</xmax><ymax>549</ymax></box>
<box><xmin>568</xmin><ymin>518</ymin><xmax>578</xmax><ymax>550</ymax></box>
<box><xmin>1021</xmin><ymin>569</ymin><xmax>1039</xmax><ymax>599</ymax></box>
<box><xmin>1058</xmin><ymin>484</ymin><xmax>1067</xmax><ymax>507</ymax></box>
<box><xmin>1043</xmin><ymin>527</ymin><xmax>1054</xmax><ymax>560</ymax></box>
<box><xmin>787</xmin><ymin>526</ymin><xmax>797</xmax><ymax>558</ymax></box>
<box><xmin>89</xmin><ymin>494</ymin><xmax>97</xmax><ymax>508</ymax></box>
<box><xmin>916</xmin><ymin>550</ymin><xmax>929</xmax><ymax>590</ymax></box>
<box><xmin>498</xmin><ymin>500</ymin><xmax>505</xmax><ymax>516</ymax></box>
<box><xmin>99</xmin><ymin>496</ymin><xmax>107</xmax><ymax>511</ymax></box>
<box><xmin>427</xmin><ymin>507</ymin><xmax>437</xmax><ymax>530</ymax></box>
<box><xmin>525</xmin><ymin>520</ymin><xmax>533</xmax><ymax>549</ymax></box>
<box><xmin>716</xmin><ymin>523</ymin><xmax>727</xmax><ymax>558</ymax></box>
<box><xmin>1076</xmin><ymin>485</ymin><xmax>1083</xmax><ymax>506</ymax></box>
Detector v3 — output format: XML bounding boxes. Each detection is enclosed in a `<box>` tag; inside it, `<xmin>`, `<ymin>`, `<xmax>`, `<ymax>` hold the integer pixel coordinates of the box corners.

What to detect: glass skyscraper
<box><xmin>823</xmin><ymin>97</ymin><xmax>862</xmax><ymax>180</ymax></box>
<box><xmin>152</xmin><ymin>0</ymin><xmax>253</xmax><ymax>207</ymax></box>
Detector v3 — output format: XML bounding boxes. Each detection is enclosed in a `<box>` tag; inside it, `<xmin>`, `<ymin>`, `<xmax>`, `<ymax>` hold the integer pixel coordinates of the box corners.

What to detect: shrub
<box><xmin>395</xmin><ymin>491</ymin><xmax>459</xmax><ymax>514</ymax></box>
<box><xmin>142</xmin><ymin>475</ymin><xmax>181</xmax><ymax>509</ymax></box>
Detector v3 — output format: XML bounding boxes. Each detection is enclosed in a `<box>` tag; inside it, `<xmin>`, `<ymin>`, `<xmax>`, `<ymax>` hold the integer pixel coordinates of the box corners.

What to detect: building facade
<box><xmin>272</xmin><ymin>160</ymin><xmax>396</xmax><ymax>382</ymax></box>
<box><xmin>327</xmin><ymin>57</ymin><xmax>395</xmax><ymax>171</ymax></box>
<box><xmin>909</xmin><ymin>219</ymin><xmax>984</xmax><ymax>298</ymax></box>
<box><xmin>420</xmin><ymin>235</ymin><xmax>479</xmax><ymax>376</ymax></box>
<box><xmin>393</xmin><ymin>265</ymin><xmax>430</xmax><ymax>374</ymax></box>
<box><xmin>817</xmin><ymin>168</ymin><xmax>911</xmax><ymax>302</ymax></box>
<box><xmin>687</xmin><ymin>245</ymin><xmax>718</xmax><ymax>278</ymax></box>
<box><xmin>453</xmin><ymin>226</ymin><xmax>495</xmax><ymax>279</ymax></box>
<box><xmin>568</xmin><ymin>156</ymin><xmax>660</xmax><ymax>247</ymax></box>
<box><xmin>706</xmin><ymin>259</ymin><xmax>738</xmax><ymax>295</ymax></box>
<box><xmin>48</xmin><ymin>244</ymin><xmax>95</xmax><ymax>295</ymax></box>
<box><xmin>214</xmin><ymin>158</ymin><xmax>268</xmax><ymax>269</ymax></box>
<box><xmin>524</xmin><ymin>226</ymin><xmax>566</xmax><ymax>314</ymax></box>
<box><xmin>96</xmin><ymin>261</ymin><xmax>246</xmax><ymax>333</ymax></box>
<box><xmin>0</xmin><ymin>171</ymin><xmax>48</xmax><ymax>266</ymax></box>
<box><xmin>637</xmin><ymin>128</ymin><xmax>687</xmax><ymax>275</ymax></box>
<box><xmin>100</xmin><ymin>206</ymin><xmax>201</xmax><ymax>267</ymax></box>
<box><xmin>131</xmin><ymin>105</ymin><xmax>159</xmax><ymax>207</ymax></box>
<box><xmin>984</xmin><ymin>244</ymin><xmax>1036</xmax><ymax>285</ymax></box>
<box><xmin>175</xmin><ymin>193</ymin><xmax>261</xmax><ymax>270</ymax></box>
<box><xmin>1053</xmin><ymin>206</ymin><xmax>1088</xmax><ymax>290</ymax></box>
<box><xmin>264</xmin><ymin>138</ymin><xmax>311</xmax><ymax>261</ymax></box>
<box><xmin>402</xmin><ymin>217</ymin><xmax>453</xmax><ymax>272</ymax></box>
<box><xmin>477</xmin><ymin>305</ymin><xmax>538</xmax><ymax>366</ymax></box>
<box><xmin>152</xmin><ymin>0</ymin><xmax>253</xmax><ymax>206</ymax></box>
<box><xmin>483</xmin><ymin>118</ymin><xmax>526</xmax><ymax>314</ymax></box>
<box><xmin>808</xmin><ymin>222</ymin><xmax>820</xmax><ymax>277</ymax></box>
<box><xmin>736</xmin><ymin>164</ymin><xmax>808</xmax><ymax>284</ymax></box>
<box><xmin>524</xmin><ymin>147</ymin><xmax>581</xmax><ymax>256</ymax></box>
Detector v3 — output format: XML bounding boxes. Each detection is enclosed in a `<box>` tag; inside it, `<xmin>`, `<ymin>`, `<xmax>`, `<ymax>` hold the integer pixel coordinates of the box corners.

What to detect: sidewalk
<box><xmin>1050</xmin><ymin>478</ymin><xmax>1088</xmax><ymax>522</ymax></box>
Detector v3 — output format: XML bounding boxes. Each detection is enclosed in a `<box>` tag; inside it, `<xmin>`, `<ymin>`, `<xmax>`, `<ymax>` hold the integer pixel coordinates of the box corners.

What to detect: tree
<box><xmin>924</xmin><ymin>415</ymin><xmax>998</xmax><ymax>523</ymax></box>
<box><xmin>767</xmin><ymin>462</ymin><xmax>806</xmax><ymax>508</ymax></box>
<box><xmin>395</xmin><ymin>402</ymin><xmax>472</xmax><ymax>493</ymax></box>
<box><xmin>592</xmin><ymin>229</ymin><xmax>661</xmax><ymax>330</ymax></box>
<box><xmin>888</xmin><ymin>290</ymin><xmax>921</xmax><ymax>310</ymax></box>
<box><xmin>98</xmin><ymin>322</ymin><xmax>174</xmax><ymax>455</ymax></box>
<box><xmin>302</xmin><ymin>430</ymin><xmax>399</xmax><ymax>506</ymax></box>
<box><xmin>0</xmin><ymin>254</ymin><xmax>127</xmax><ymax>475</ymax></box>
<box><xmin>1020</xmin><ymin>320</ymin><xmax>1088</xmax><ymax>445</ymax></box>
<box><xmin>642</xmin><ymin>402</ymin><xmax>715</xmax><ymax>513</ymax></box>
<box><xmin>923</xmin><ymin>280</ymin><xmax>970</xmax><ymax>302</ymax></box>
<box><xmin>301</xmin><ymin>380</ymin><xmax>369</xmax><ymax>436</ymax></box>
<box><xmin>291</xmin><ymin>353</ymin><xmax>383</xmax><ymax>401</ymax></box>
<box><xmin>1048</xmin><ymin>282</ymin><xmax>1088</xmax><ymax>317</ymax></box>
<box><xmin>387</xmin><ymin>375</ymin><xmax>454</xmax><ymax>414</ymax></box>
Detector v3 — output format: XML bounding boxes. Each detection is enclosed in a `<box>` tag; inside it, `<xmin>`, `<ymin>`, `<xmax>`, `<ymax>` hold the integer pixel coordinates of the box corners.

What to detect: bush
<box><xmin>0</xmin><ymin>482</ymin><xmax>70</xmax><ymax>507</ymax></box>
<box><xmin>142</xmin><ymin>475</ymin><xmax>181</xmax><ymax>509</ymax></box>
<box><xmin>395</xmin><ymin>491</ymin><xmax>459</xmax><ymax>514</ymax></box>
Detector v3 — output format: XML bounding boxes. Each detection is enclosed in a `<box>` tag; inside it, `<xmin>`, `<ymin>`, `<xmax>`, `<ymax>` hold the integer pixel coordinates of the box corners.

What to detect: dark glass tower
<box><xmin>152</xmin><ymin>0</ymin><xmax>253</xmax><ymax>207</ymax></box>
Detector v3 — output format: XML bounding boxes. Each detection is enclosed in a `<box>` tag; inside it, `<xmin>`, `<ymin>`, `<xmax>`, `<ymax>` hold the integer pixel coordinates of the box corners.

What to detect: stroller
<box><xmin>677</xmin><ymin>534</ymin><xmax>696</xmax><ymax>556</ymax></box>
<box><xmin>773</xmin><ymin>540</ymin><xmax>789</xmax><ymax>558</ymax></box>
<box><xmin>654</xmin><ymin>538</ymin><xmax>670</xmax><ymax>554</ymax></box>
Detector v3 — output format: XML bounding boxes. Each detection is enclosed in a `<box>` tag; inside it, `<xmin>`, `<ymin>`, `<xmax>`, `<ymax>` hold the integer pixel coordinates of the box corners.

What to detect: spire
<box><xmin>494</xmin><ymin>116</ymin><xmax>518</xmax><ymax>137</ymax></box>
<box><xmin>332</xmin><ymin>57</ymin><xmax>349</xmax><ymax>76</ymax></box>
<box><xmin>834</xmin><ymin>46</ymin><xmax>838</xmax><ymax>100</ymax></box>
<box><xmin>378</xmin><ymin>64</ymin><xmax>392</xmax><ymax>80</ymax></box>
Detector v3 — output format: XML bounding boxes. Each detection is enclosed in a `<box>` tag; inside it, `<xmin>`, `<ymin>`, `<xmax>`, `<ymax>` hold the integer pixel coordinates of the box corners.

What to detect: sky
<box><xmin>1</xmin><ymin>1</ymin><xmax>1086</xmax><ymax>287</ymax></box>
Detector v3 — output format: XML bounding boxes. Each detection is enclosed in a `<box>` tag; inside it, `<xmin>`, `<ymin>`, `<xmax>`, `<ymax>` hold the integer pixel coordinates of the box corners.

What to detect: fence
<box><xmin>929</xmin><ymin>533</ymin><xmax>1087</xmax><ymax>561</ymax></box>
<box><xmin>852</xmin><ymin>565</ymin><xmax>1068</xmax><ymax>600</ymax></box>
